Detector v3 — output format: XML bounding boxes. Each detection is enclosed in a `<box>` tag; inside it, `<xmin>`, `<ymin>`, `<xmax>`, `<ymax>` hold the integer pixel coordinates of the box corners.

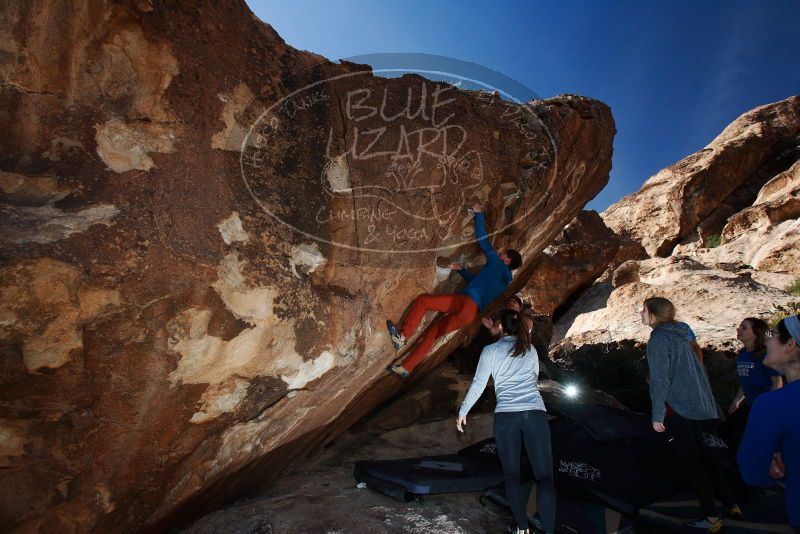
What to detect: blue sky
<box><xmin>246</xmin><ymin>1</ymin><xmax>800</xmax><ymax>211</ymax></box>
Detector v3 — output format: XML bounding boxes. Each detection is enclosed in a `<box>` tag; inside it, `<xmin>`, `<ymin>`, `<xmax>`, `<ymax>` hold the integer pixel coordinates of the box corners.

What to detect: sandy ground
<box><xmin>177</xmin><ymin>412</ymin><xmax>520</xmax><ymax>534</ymax></box>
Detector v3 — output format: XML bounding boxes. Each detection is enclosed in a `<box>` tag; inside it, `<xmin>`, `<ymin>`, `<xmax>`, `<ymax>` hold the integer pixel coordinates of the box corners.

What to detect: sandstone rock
<box><xmin>674</xmin><ymin>158</ymin><xmax>800</xmax><ymax>275</ymax></box>
<box><xmin>557</xmin><ymin>96</ymin><xmax>800</xmax><ymax>356</ymax></box>
<box><xmin>0</xmin><ymin>1</ymin><xmax>615</xmax><ymax>532</ymax></box>
<box><xmin>602</xmin><ymin>96</ymin><xmax>800</xmax><ymax>257</ymax></box>
<box><xmin>94</xmin><ymin>118</ymin><xmax>177</xmax><ymax>173</ymax></box>
<box><xmin>553</xmin><ymin>256</ymin><xmax>796</xmax><ymax>352</ymax></box>
<box><xmin>519</xmin><ymin>210</ymin><xmax>621</xmax><ymax>317</ymax></box>
<box><xmin>611</xmin><ymin>259</ymin><xmax>640</xmax><ymax>287</ymax></box>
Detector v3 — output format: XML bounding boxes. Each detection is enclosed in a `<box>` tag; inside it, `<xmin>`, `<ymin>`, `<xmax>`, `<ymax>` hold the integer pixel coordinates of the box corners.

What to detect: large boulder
<box><xmin>520</xmin><ymin>210</ymin><xmax>625</xmax><ymax>318</ymax></box>
<box><xmin>602</xmin><ymin>96</ymin><xmax>800</xmax><ymax>258</ymax></box>
<box><xmin>674</xmin><ymin>158</ymin><xmax>800</xmax><ymax>276</ymax></box>
<box><xmin>553</xmin><ymin>256</ymin><xmax>795</xmax><ymax>352</ymax></box>
<box><xmin>555</xmin><ymin>96</ymin><xmax>800</xmax><ymax>354</ymax></box>
<box><xmin>0</xmin><ymin>1</ymin><xmax>615</xmax><ymax>532</ymax></box>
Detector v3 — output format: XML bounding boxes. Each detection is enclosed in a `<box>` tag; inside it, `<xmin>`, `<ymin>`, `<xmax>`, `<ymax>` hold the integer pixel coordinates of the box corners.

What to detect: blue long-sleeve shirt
<box><xmin>737</xmin><ymin>380</ymin><xmax>800</xmax><ymax>527</ymax></box>
<box><xmin>457</xmin><ymin>213</ymin><xmax>512</xmax><ymax>312</ymax></box>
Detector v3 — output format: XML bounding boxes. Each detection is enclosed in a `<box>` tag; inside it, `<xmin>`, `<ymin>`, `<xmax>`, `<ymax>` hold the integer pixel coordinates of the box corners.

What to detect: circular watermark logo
<box><xmin>240</xmin><ymin>53</ymin><xmax>556</xmax><ymax>255</ymax></box>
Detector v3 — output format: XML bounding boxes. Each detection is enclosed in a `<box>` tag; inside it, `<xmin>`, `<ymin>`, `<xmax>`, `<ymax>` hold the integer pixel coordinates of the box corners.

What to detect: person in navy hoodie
<box><xmin>738</xmin><ymin>314</ymin><xmax>800</xmax><ymax>532</ymax></box>
<box><xmin>725</xmin><ymin>317</ymin><xmax>782</xmax><ymax>448</ymax></box>
<box><xmin>386</xmin><ymin>203</ymin><xmax>522</xmax><ymax>377</ymax></box>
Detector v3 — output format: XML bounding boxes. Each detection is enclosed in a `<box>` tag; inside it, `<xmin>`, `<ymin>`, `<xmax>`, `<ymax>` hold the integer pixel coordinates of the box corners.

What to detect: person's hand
<box><xmin>727</xmin><ymin>401</ymin><xmax>739</xmax><ymax>415</ymax></box>
<box><xmin>472</xmin><ymin>203</ymin><xmax>482</xmax><ymax>213</ymax></box>
<box><xmin>448</xmin><ymin>262</ymin><xmax>462</xmax><ymax>271</ymax></box>
<box><xmin>769</xmin><ymin>453</ymin><xmax>785</xmax><ymax>479</ymax></box>
<box><xmin>456</xmin><ymin>416</ymin><xmax>467</xmax><ymax>433</ymax></box>
<box><xmin>481</xmin><ymin>317</ymin><xmax>494</xmax><ymax>329</ymax></box>
<box><xmin>653</xmin><ymin>422</ymin><xmax>665</xmax><ymax>433</ymax></box>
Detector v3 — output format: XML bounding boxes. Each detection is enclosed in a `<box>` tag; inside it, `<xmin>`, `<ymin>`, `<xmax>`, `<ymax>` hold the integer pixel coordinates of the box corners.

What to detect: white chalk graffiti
<box><xmin>239</xmin><ymin>63</ymin><xmax>557</xmax><ymax>254</ymax></box>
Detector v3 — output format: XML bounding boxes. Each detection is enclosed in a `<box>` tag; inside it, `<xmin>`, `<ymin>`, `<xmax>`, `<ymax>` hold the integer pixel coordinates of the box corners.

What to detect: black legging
<box><xmin>494</xmin><ymin>410</ymin><xmax>556</xmax><ymax>532</ymax></box>
<box><xmin>665</xmin><ymin>412</ymin><xmax>735</xmax><ymax>517</ymax></box>
<box><xmin>720</xmin><ymin>402</ymin><xmax>750</xmax><ymax>451</ymax></box>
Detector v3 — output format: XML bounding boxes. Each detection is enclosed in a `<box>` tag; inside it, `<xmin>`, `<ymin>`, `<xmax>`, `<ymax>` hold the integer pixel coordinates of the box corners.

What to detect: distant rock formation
<box><xmin>555</xmin><ymin>255</ymin><xmax>795</xmax><ymax>352</ymax></box>
<box><xmin>0</xmin><ymin>1</ymin><xmax>615</xmax><ymax>532</ymax></box>
<box><xmin>603</xmin><ymin>96</ymin><xmax>800</xmax><ymax>259</ymax></box>
<box><xmin>553</xmin><ymin>96</ymin><xmax>799</xmax><ymax>356</ymax></box>
<box><xmin>520</xmin><ymin>210</ymin><xmax>628</xmax><ymax>318</ymax></box>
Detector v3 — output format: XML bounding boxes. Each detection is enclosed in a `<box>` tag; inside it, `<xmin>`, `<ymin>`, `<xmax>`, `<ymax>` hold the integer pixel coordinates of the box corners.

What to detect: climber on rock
<box><xmin>386</xmin><ymin>203</ymin><xmax>523</xmax><ymax>378</ymax></box>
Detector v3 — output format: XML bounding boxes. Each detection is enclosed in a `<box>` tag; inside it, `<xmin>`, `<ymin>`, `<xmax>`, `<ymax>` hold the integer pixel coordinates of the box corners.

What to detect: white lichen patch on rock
<box><xmin>168</xmin><ymin>252</ymin><xmax>344</xmax><ymax>423</ymax></box>
<box><xmin>95</xmin><ymin>118</ymin><xmax>176</xmax><ymax>173</ymax></box>
<box><xmin>190</xmin><ymin>378</ymin><xmax>251</xmax><ymax>423</ymax></box>
<box><xmin>324</xmin><ymin>154</ymin><xmax>351</xmax><ymax>193</ymax></box>
<box><xmin>0</xmin><ymin>259</ymin><xmax>121</xmax><ymax>372</ymax></box>
<box><xmin>281</xmin><ymin>351</ymin><xmax>335</xmax><ymax>390</ymax></box>
<box><xmin>211</xmin><ymin>253</ymin><xmax>273</xmax><ymax>324</ymax></box>
<box><xmin>211</xmin><ymin>83</ymin><xmax>256</xmax><ymax>152</ymax></box>
<box><xmin>167</xmin><ymin>308</ymin><xmax>261</xmax><ymax>386</ymax></box>
<box><xmin>289</xmin><ymin>242</ymin><xmax>326</xmax><ymax>277</ymax></box>
<box><xmin>0</xmin><ymin>420</ymin><xmax>28</xmax><ymax>464</ymax></box>
<box><xmin>216</xmin><ymin>212</ymin><xmax>250</xmax><ymax>245</ymax></box>
<box><xmin>1</xmin><ymin>203</ymin><xmax>119</xmax><ymax>244</ymax></box>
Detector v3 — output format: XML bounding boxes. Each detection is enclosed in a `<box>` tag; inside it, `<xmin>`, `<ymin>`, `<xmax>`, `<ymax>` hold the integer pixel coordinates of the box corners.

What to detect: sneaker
<box><xmin>386</xmin><ymin>320</ymin><xmax>406</xmax><ymax>349</ymax></box>
<box><xmin>387</xmin><ymin>364</ymin><xmax>409</xmax><ymax>378</ymax></box>
<box><xmin>724</xmin><ymin>504</ymin><xmax>743</xmax><ymax>520</ymax></box>
<box><xmin>683</xmin><ymin>517</ymin><xmax>722</xmax><ymax>532</ymax></box>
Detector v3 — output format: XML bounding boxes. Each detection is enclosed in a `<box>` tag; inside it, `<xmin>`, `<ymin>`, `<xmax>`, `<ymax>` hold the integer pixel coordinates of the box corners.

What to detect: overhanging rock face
<box><xmin>0</xmin><ymin>1</ymin><xmax>615</xmax><ymax>531</ymax></box>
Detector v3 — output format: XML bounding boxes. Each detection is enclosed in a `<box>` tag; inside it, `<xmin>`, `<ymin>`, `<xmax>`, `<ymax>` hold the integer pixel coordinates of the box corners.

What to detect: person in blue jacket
<box><xmin>738</xmin><ymin>314</ymin><xmax>800</xmax><ymax>531</ymax></box>
<box><xmin>386</xmin><ymin>203</ymin><xmax>522</xmax><ymax>377</ymax></box>
<box><xmin>725</xmin><ymin>317</ymin><xmax>782</xmax><ymax>448</ymax></box>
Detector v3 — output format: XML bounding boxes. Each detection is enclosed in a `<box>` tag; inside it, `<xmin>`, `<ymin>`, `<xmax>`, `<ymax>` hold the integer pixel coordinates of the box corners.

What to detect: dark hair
<box><xmin>499</xmin><ymin>309</ymin><xmax>532</xmax><ymax>357</ymax></box>
<box><xmin>505</xmin><ymin>249</ymin><xmax>522</xmax><ymax>270</ymax></box>
<box><xmin>743</xmin><ymin>317</ymin><xmax>769</xmax><ymax>351</ymax></box>
<box><xmin>776</xmin><ymin>314</ymin><xmax>800</xmax><ymax>345</ymax></box>
<box><xmin>507</xmin><ymin>294</ymin><xmax>523</xmax><ymax>307</ymax></box>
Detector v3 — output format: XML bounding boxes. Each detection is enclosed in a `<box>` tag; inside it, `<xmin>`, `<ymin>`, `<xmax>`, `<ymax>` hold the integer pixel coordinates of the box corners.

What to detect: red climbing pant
<box><xmin>400</xmin><ymin>293</ymin><xmax>479</xmax><ymax>372</ymax></box>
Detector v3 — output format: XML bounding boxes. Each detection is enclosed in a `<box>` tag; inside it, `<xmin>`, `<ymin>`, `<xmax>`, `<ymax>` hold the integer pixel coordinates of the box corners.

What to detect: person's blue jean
<box><xmin>494</xmin><ymin>409</ymin><xmax>555</xmax><ymax>532</ymax></box>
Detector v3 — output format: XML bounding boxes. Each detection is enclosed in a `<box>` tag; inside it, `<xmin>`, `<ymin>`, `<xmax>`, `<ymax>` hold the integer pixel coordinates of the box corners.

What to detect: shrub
<box><xmin>768</xmin><ymin>301</ymin><xmax>800</xmax><ymax>329</ymax></box>
<box><xmin>785</xmin><ymin>279</ymin><xmax>800</xmax><ymax>297</ymax></box>
<box><xmin>704</xmin><ymin>234</ymin><xmax>722</xmax><ymax>248</ymax></box>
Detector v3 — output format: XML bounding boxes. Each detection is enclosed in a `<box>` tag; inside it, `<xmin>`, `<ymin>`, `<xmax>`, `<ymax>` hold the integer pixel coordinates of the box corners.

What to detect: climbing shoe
<box><xmin>386</xmin><ymin>320</ymin><xmax>406</xmax><ymax>349</ymax></box>
<box><xmin>387</xmin><ymin>364</ymin><xmax>409</xmax><ymax>378</ymax></box>
<box><xmin>724</xmin><ymin>504</ymin><xmax>743</xmax><ymax>520</ymax></box>
<box><xmin>683</xmin><ymin>517</ymin><xmax>722</xmax><ymax>532</ymax></box>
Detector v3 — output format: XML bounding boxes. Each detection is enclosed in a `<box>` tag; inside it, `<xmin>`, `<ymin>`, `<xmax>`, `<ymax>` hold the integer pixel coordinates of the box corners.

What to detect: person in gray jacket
<box><xmin>643</xmin><ymin>296</ymin><xmax>739</xmax><ymax>533</ymax></box>
<box><xmin>457</xmin><ymin>310</ymin><xmax>554</xmax><ymax>534</ymax></box>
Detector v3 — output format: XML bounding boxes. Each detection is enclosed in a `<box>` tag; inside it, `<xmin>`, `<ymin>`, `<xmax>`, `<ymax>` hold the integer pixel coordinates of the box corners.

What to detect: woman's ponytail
<box><xmin>500</xmin><ymin>309</ymin><xmax>532</xmax><ymax>357</ymax></box>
